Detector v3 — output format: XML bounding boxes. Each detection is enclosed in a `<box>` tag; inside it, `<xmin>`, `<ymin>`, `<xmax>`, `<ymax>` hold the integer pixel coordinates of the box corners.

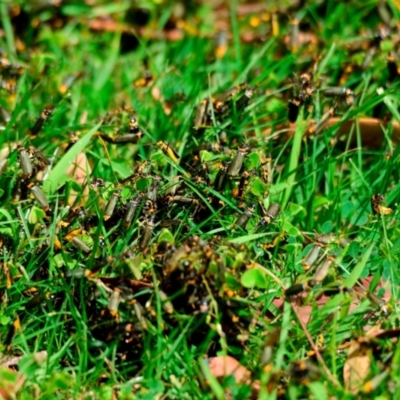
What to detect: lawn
<box><xmin>1</xmin><ymin>0</ymin><xmax>400</xmax><ymax>399</ymax></box>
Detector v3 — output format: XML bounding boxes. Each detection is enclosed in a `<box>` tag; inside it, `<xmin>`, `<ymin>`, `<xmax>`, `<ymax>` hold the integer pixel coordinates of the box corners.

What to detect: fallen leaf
<box><xmin>273</xmin><ymin>275</ymin><xmax>392</xmax><ymax>326</ymax></box>
<box><xmin>207</xmin><ymin>356</ymin><xmax>251</xmax><ymax>384</ymax></box>
<box><xmin>206</xmin><ymin>356</ymin><xmax>261</xmax><ymax>397</ymax></box>
<box><xmin>280</xmin><ymin>118</ymin><xmax>400</xmax><ymax>148</ymax></box>
<box><xmin>343</xmin><ymin>343</ymin><xmax>371</xmax><ymax>394</ymax></box>
<box><xmin>343</xmin><ymin>325</ymin><xmax>375</xmax><ymax>395</ymax></box>
<box><xmin>66</xmin><ymin>152</ymin><xmax>91</xmax><ymax>206</ymax></box>
<box><xmin>0</xmin><ymin>368</ymin><xmax>25</xmax><ymax>400</ymax></box>
<box><xmin>0</xmin><ymin>351</ymin><xmax>47</xmax><ymax>369</ymax></box>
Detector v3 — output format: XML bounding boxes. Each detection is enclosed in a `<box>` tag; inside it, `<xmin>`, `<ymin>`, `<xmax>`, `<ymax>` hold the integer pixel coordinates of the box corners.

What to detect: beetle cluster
<box><xmin>0</xmin><ymin>1</ymin><xmax>399</xmax><ymax>396</ymax></box>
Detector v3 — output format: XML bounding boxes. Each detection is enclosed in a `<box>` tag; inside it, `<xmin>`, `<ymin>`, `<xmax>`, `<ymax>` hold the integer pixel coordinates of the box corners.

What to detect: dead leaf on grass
<box><xmin>343</xmin><ymin>325</ymin><xmax>382</xmax><ymax>394</ymax></box>
<box><xmin>207</xmin><ymin>356</ymin><xmax>261</xmax><ymax>396</ymax></box>
<box><xmin>0</xmin><ymin>368</ymin><xmax>25</xmax><ymax>400</ymax></box>
<box><xmin>343</xmin><ymin>342</ymin><xmax>371</xmax><ymax>394</ymax></box>
<box><xmin>66</xmin><ymin>152</ymin><xmax>91</xmax><ymax>206</ymax></box>
<box><xmin>280</xmin><ymin>118</ymin><xmax>400</xmax><ymax>149</ymax></box>
<box><xmin>207</xmin><ymin>355</ymin><xmax>252</xmax><ymax>384</ymax></box>
<box><xmin>273</xmin><ymin>275</ymin><xmax>392</xmax><ymax>326</ymax></box>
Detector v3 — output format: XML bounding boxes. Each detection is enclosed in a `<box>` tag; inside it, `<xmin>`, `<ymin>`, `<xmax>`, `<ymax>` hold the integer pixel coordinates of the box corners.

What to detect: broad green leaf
<box><xmin>28</xmin><ymin>206</ymin><xmax>46</xmax><ymax>224</ymax></box>
<box><xmin>0</xmin><ymin>227</ymin><xmax>13</xmax><ymax>237</ymax></box>
<box><xmin>312</xmin><ymin>196</ymin><xmax>330</xmax><ymax>210</ymax></box>
<box><xmin>284</xmin><ymin>242</ymin><xmax>302</xmax><ymax>254</ymax></box>
<box><xmin>380</xmin><ymin>39</ymin><xmax>394</xmax><ymax>52</ymax></box>
<box><xmin>136</xmin><ymin>177</ymin><xmax>151</xmax><ymax>192</ymax></box>
<box><xmin>321</xmin><ymin>220</ymin><xmax>333</xmax><ymax>234</ymax></box>
<box><xmin>247</xmin><ymin>152</ymin><xmax>261</xmax><ymax>169</ymax></box>
<box><xmin>241</xmin><ymin>268</ymin><xmax>269</xmax><ymax>288</ymax></box>
<box><xmin>0</xmin><ymin>315</ymin><xmax>11</xmax><ymax>325</ymax></box>
<box><xmin>281</xmin><ymin>220</ymin><xmax>301</xmax><ymax>237</ymax></box>
<box><xmin>281</xmin><ymin>111</ymin><xmax>307</xmax><ymax>208</ymax></box>
<box><xmin>43</xmin><ymin>121</ymin><xmax>102</xmax><ymax>193</ymax></box>
<box><xmin>307</xmin><ymin>382</ymin><xmax>328</xmax><ymax>400</ymax></box>
<box><xmin>344</xmin><ymin>244</ymin><xmax>374</xmax><ymax>288</ymax></box>
<box><xmin>53</xmin><ymin>254</ymin><xmax>65</xmax><ymax>268</ymax></box>
<box><xmin>228</xmin><ymin>232</ymin><xmax>269</xmax><ymax>244</ymax></box>
<box><xmin>199</xmin><ymin>150</ymin><xmax>214</xmax><ymax>162</ymax></box>
<box><xmin>341</xmin><ymin>201</ymin><xmax>354</xmax><ymax>219</ymax></box>
<box><xmin>269</xmin><ymin>182</ymin><xmax>290</xmax><ymax>197</ymax></box>
<box><xmin>286</xmin><ymin>203</ymin><xmax>307</xmax><ymax>219</ymax></box>
<box><xmin>150</xmin><ymin>151</ymin><xmax>167</xmax><ymax>167</ymax></box>
<box><xmin>249</xmin><ymin>177</ymin><xmax>267</xmax><ymax>196</ymax></box>
<box><xmin>158</xmin><ymin>229</ymin><xmax>175</xmax><ymax>245</ymax></box>
<box><xmin>320</xmin><ymin>293</ymin><xmax>345</xmax><ymax>315</ymax></box>
<box><xmin>350</xmin><ymin>211</ymin><xmax>368</xmax><ymax>227</ymax></box>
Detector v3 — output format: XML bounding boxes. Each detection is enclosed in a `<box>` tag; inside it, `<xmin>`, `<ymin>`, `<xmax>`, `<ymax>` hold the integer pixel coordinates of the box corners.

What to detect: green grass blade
<box><xmin>344</xmin><ymin>244</ymin><xmax>374</xmax><ymax>289</ymax></box>
<box><xmin>43</xmin><ymin>121</ymin><xmax>102</xmax><ymax>193</ymax></box>
<box><xmin>281</xmin><ymin>115</ymin><xmax>307</xmax><ymax>208</ymax></box>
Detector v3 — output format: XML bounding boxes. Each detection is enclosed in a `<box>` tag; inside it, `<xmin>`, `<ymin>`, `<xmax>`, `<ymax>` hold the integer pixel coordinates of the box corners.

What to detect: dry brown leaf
<box><xmin>207</xmin><ymin>356</ymin><xmax>261</xmax><ymax>397</ymax></box>
<box><xmin>280</xmin><ymin>118</ymin><xmax>400</xmax><ymax>149</ymax></box>
<box><xmin>0</xmin><ymin>368</ymin><xmax>25</xmax><ymax>400</ymax></box>
<box><xmin>343</xmin><ymin>341</ymin><xmax>371</xmax><ymax>394</ymax></box>
<box><xmin>66</xmin><ymin>152</ymin><xmax>91</xmax><ymax>206</ymax></box>
<box><xmin>0</xmin><ymin>351</ymin><xmax>47</xmax><ymax>369</ymax></box>
<box><xmin>208</xmin><ymin>356</ymin><xmax>251</xmax><ymax>384</ymax></box>
<box><xmin>89</xmin><ymin>16</ymin><xmax>128</xmax><ymax>33</ymax></box>
<box><xmin>273</xmin><ymin>276</ymin><xmax>391</xmax><ymax>326</ymax></box>
<box><xmin>343</xmin><ymin>343</ymin><xmax>371</xmax><ymax>394</ymax></box>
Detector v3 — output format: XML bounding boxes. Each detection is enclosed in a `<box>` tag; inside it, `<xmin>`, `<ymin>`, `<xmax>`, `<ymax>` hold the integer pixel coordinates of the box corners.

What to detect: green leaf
<box><xmin>320</xmin><ymin>293</ymin><xmax>345</xmax><ymax>315</ymax></box>
<box><xmin>284</xmin><ymin>243</ymin><xmax>302</xmax><ymax>254</ymax></box>
<box><xmin>341</xmin><ymin>201</ymin><xmax>354</xmax><ymax>219</ymax></box>
<box><xmin>350</xmin><ymin>211</ymin><xmax>368</xmax><ymax>227</ymax></box>
<box><xmin>247</xmin><ymin>152</ymin><xmax>261</xmax><ymax>169</ymax></box>
<box><xmin>344</xmin><ymin>244</ymin><xmax>374</xmax><ymax>288</ymax></box>
<box><xmin>150</xmin><ymin>151</ymin><xmax>167</xmax><ymax>167</ymax></box>
<box><xmin>225</xmin><ymin>272</ymin><xmax>241</xmax><ymax>290</ymax></box>
<box><xmin>281</xmin><ymin>112</ymin><xmax>307</xmax><ymax>208</ymax></box>
<box><xmin>0</xmin><ymin>315</ymin><xmax>10</xmax><ymax>325</ymax></box>
<box><xmin>249</xmin><ymin>177</ymin><xmax>267</xmax><ymax>196</ymax></box>
<box><xmin>28</xmin><ymin>206</ymin><xmax>46</xmax><ymax>224</ymax></box>
<box><xmin>286</xmin><ymin>203</ymin><xmax>307</xmax><ymax>219</ymax></box>
<box><xmin>380</xmin><ymin>39</ymin><xmax>394</xmax><ymax>52</ymax></box>
<box><xmin>0</xmin><ymin>208</ymin><xmax>16</xmax><ymax>224</ymax></box>
<box><xmin>61</xmin><ymin>4</ymin><xmax>92</xmax><ymax>16</ymax></box>
<box><xmin>281</xmin><ymin>220</ymin><xmax>301</xmax><ymax>237</ymax></box>
<box><xmin>69</xmin><ymin>179</ymin><xmax>82</xmax><ymax>192</ymax></box>
<box><xmin>307</xmin><ymin>382</ymin><xmax>328</xmax><ymax>400</ymax></box>
<box><xmin>158</xmin><ymin>228</ymin><xmax>175</xmax><ymax>245</ymax></box>
<box><xmin>136</xmin><ymin>177</ymin><xmax>151</xmax><ymax>192</ymax></box>
<box><xmin>241</xmin><ymin>268</ymin><xmax>269</xmax><ymax>288</ymax></box>
<box><xmin>321</xmin><ymin>220</ymin><xmax>333</xmax><ymax>234</ymax></box>
<box><xmin>53</xmin><ymin>254</ymin><xmax>66</xmax><ymax>268</ymax></box>
<box><xmin>43</xmin><ymin>121</ymin><xmax>102</xmax><ymax>193</ymax></box>
<box><xmin>312</xmin><ymin>196</ymin><xmax>330</xmax><ymax>210</ymax></box>
<box><xmin>228</xmin><ymin>232</ymin><xmax>269</xmax><ymax>244</ymax></box>
<box><xmin>0</xmin><ymin>227</ymin><xmax>13</xmax><ymax>237</ymax></box>
<box><xmin>199</xmin><ymin>150</ymin><xmax>214</xmax><ymax>162</ymax></box>
<box><xmin>199</xmin><ymin>359</ymin><xmax>225</xmax><ymax>400</ymax></box>
<box><xmin>269</xmin><ymin>182</ymin><xmax>290</xmax><ymax>197</ymax></box>
<box><xmin>339</xmin><ymin>293</ymin><xmax>353</xmax><ymax>318</ymax></box>
<box><xmin>94</xmin><ymin>33</ymin><xmax>121</xmax><ymax>91</ymax></box>
<box><xmin>0</xmin><ymin>2</ymin><xmax>16</xmax><ymax>55</ymax></box>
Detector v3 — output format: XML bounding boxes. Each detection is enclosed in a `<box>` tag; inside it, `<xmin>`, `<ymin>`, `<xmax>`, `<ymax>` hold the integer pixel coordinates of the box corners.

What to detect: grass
<box><xmin>1</xmin><ymin>0</ymin><xmax>400</xmax><ymax>399</ymax></box>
